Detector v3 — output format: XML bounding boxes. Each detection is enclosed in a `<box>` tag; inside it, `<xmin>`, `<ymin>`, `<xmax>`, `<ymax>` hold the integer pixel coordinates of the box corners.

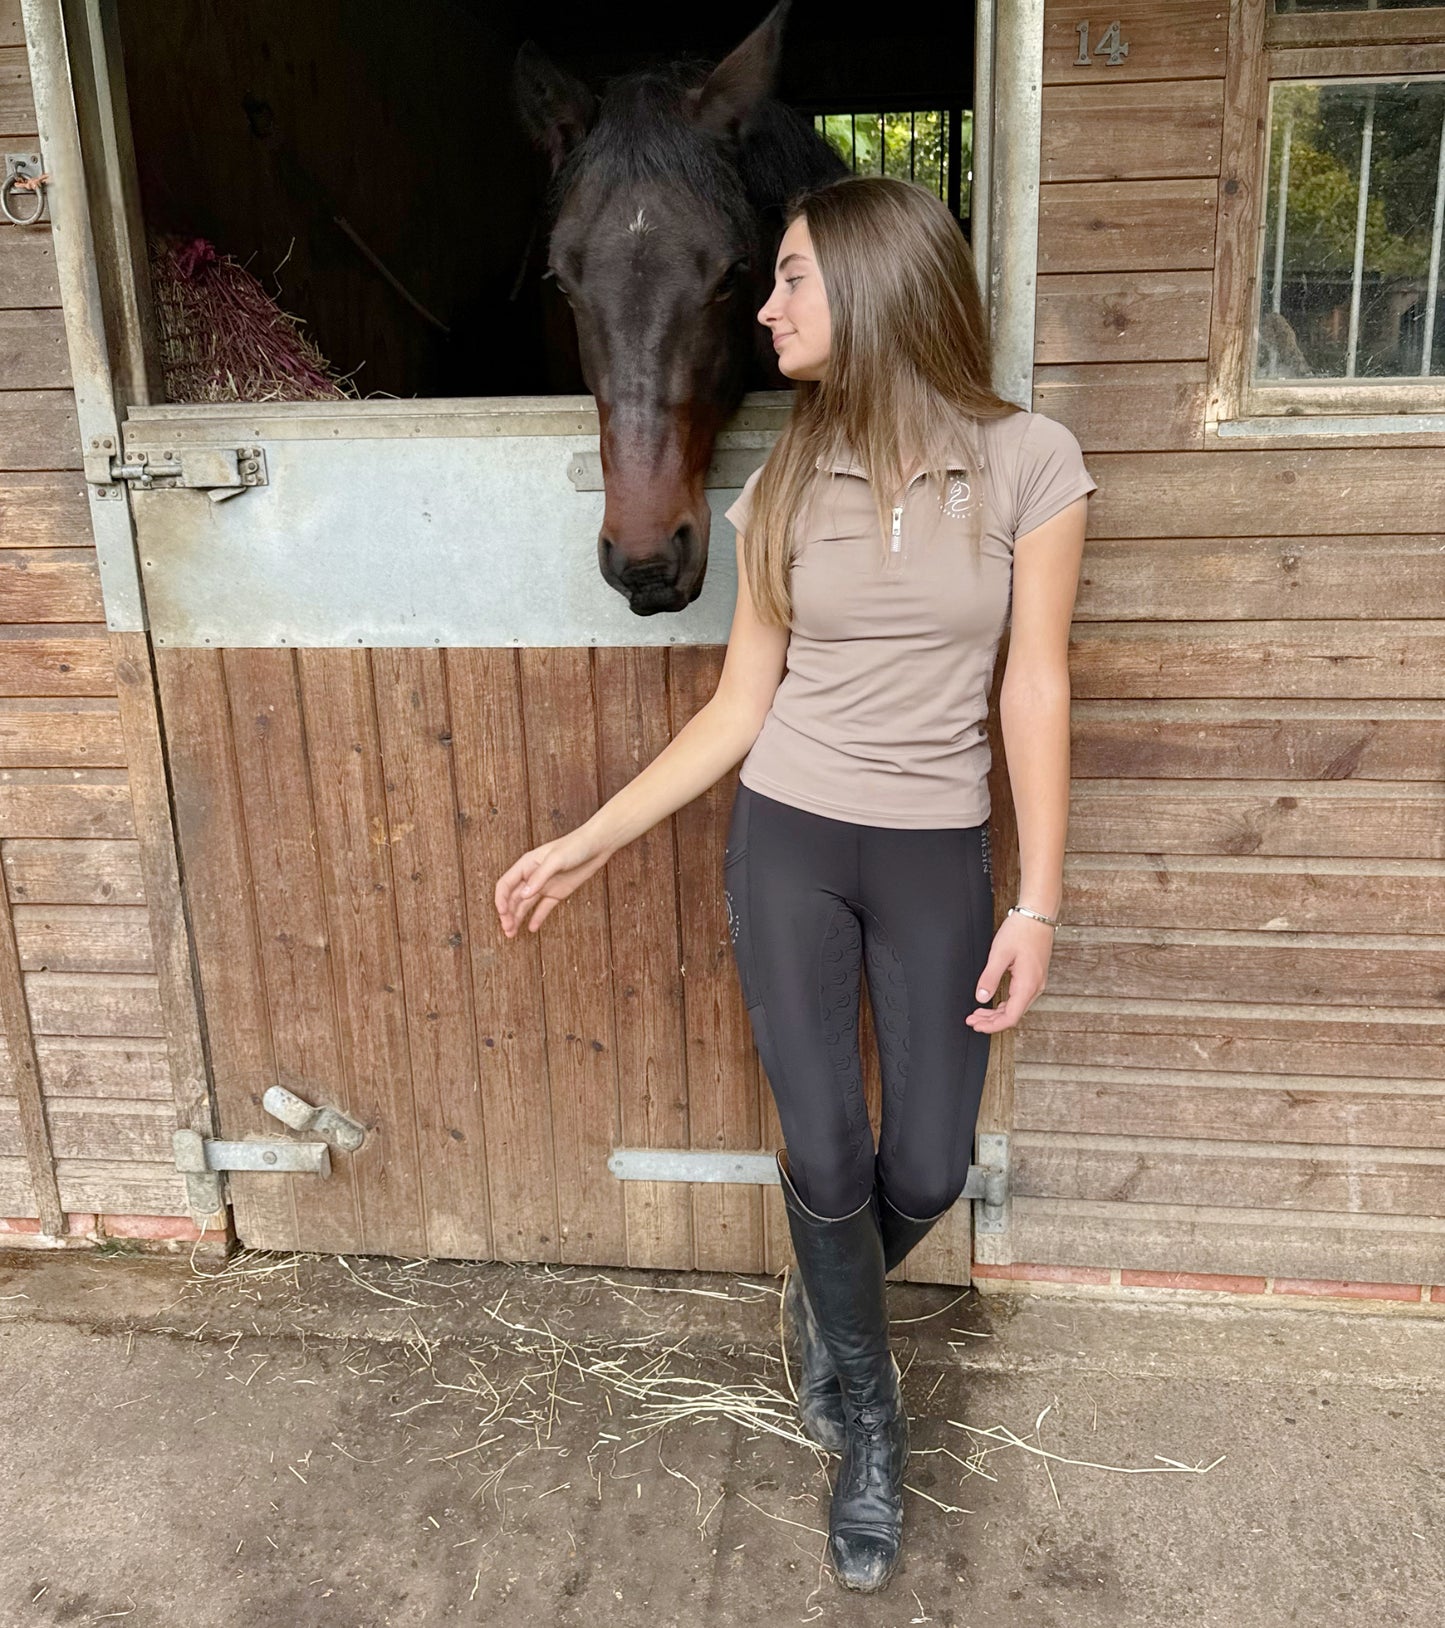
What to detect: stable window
<box><xmin>809</xmin><ymin>110</ymin><xmax>973</xmax><ymax>224</ymax></box>
<box><xmin>1255</xmin><ymin>76</ymin><xmax>1445</xmax><ymax>386</ymax></box>
<box><xmin>1237</xmin><ymin>0</ymin><xmax>1445</xmax><ymax>417</ymax></box>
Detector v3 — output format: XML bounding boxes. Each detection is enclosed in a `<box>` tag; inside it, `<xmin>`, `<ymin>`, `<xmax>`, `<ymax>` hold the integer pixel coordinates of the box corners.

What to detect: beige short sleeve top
<box><xmin>722</xmin><ymin>410</ymin><xmax>1097</xmax><ymax>829</ymax></box>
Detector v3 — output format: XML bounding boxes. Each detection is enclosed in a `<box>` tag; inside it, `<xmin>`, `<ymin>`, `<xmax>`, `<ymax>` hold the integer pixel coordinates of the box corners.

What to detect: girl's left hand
<box><xmin>965</xmin><ymin>914</ymin><xmax>1056</xmax><ymax>1033</ymax></box>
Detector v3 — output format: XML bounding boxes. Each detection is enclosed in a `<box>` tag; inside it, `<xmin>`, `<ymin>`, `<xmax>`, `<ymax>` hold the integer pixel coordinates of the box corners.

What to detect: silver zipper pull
<box><xmin>891</xmin><ymin>505</ymin><xmax>902</xmax><ymax>553</ymax></box>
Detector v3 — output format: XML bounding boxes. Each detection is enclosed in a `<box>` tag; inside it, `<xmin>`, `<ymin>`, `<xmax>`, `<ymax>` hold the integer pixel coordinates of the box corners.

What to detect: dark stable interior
<box><xmin>115</xmin><ymin>0</ymin><xmax>976</xmax><ymax>402</ymax></box>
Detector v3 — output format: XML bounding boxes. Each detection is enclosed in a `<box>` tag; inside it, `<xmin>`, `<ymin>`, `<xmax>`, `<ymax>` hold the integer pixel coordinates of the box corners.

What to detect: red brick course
<box><xmin>1272</xmin><ymin>1277</ymin><xmax>1424</xmax><ymax>1302</ymax></box>
<box><xmin>1121</xmin><ymin>1269</ymin><xmax>1269</xmax><ymax>1294</ymax></box>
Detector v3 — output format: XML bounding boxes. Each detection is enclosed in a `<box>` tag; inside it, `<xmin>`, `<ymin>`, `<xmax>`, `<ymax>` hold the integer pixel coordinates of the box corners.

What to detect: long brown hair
<box><xmin>743</xmin><ymin>175</ymin><xmax>1024</xmax><ymax>627</ymax></box>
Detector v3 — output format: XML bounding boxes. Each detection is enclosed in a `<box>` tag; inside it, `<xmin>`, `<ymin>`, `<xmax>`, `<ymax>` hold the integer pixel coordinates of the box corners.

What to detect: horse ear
<box><xmin>513</xmin><ymin>40</ymin><xmax>597</xmax><ymax>173</ymax></box>
<box><xmin>690</xmin><ymin>0</ymin><xmax>791</xmax><ymax>143</ymax></box>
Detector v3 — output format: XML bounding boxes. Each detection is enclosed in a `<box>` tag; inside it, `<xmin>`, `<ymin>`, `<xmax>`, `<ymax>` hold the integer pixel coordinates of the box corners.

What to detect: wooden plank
<box><xmin>0</xmin><ymin>474</ymin><xmax>90</xmax><ymax>547</ymax></box>
<box><xmin>1018</xmin><ymin>997</ymin><xmax>1445</xmax><ymax>1082</ymax></box>
<box><xmin>1074</xmin><ymin>536</ymin><xmax>1445</xmax><ymax>622</ymax></box>
<box><xmin>1013</xmin><ymin>1067</ymin><xmax>1445</xmax><ymax>1150</ymax></box>
<box><xmin>1035</xmin><ymin>272</ymin><xmax>1213</xmax><ymax>365</ymax></box>
<box><xmin>0</xmin><ymin>308</ymin><xmax>71</xmax><ymax>390</ymax></box>
<box><xmin>0</xmin><ymin>393</ymin><xmax>80</xmax><ymax>469</ymax></box>
<box><xmin>24</xmin><ymin>971</ymin><xmax>164</xmax><ymax>1037</ymax></box>
<box><xmin>0</xmin><ymin>0</ymin><xmax>24</xmax><ymax>48</ymax></box>
<box><xmin>517</xmin><ymin>646</ymin><xmax>626</xmax><ymax>1266</ymax></box>
<box><xmin>668</xmin><ymin>647</ymin><xmax>766</xmax><ymax>1275</ymax></box>
<box><xmin>1040</xmin><ymin>78</ymin><xmax>1224</xmax><ymax>182</ymax></box>
<box><xmin>1033</xmin><ymin>362</ymin><xmax>1207</xmax><ymax>451</ymax></box>
<box><xmin>11</xmin><ymin>904</ymin><xmax>154</xmax><ymax>972</ymax></box>
<box><xmin>0</xmin><ymin>770</ymin><xmax>134</xmax><ymax>838</ymax></box>
<box><xmin>1270</xmin><ymin>7</ymin><xmax>1445</xmax><ymax>48</ymax></box>
<box><xmin>307</xmin><ymin>647</ymin><xmax>471</xmax><ymax>1256</ymax></box>
<box><xmin>0</xmin><ymin>230</ymin><xmax>60</xmax><ymax>309</ymax></box>
<box><xmin>365</xmin><ymin>647</ymin><xmax>489</xmax><ymax>1259</ymax></box>
<box><xmin>0</xmin><ymin>698</ymin><xmax>126</xmax><ymax>767</ymax></box>
<box><xmin>35</xmin><ymin>1035</ymin><xmax>171</xmax><ymax>1099</ymax></box>
<box><xmin>1047</xmin><ymin>927</ymin><xmax>1445</xmax><ymax>1009</ymax></box>
<box><xmin>0</xmin><ymin>550</ymin><xmax>102</xmax><ymax>621</ymax></box>
<box><xmin>298</xmin><ymin>647</ymin><xmax>428</xmax><ymax>1258</ymax></box>
<box><xmin>1044</xmin><ymin>3</ymin><xmax>1230</xmax><ymax>84</ymax></box>
<box><xmin>0</xmin><ymin>1095</ymin><xmax>172</xmax><ymax>1162</ymax></box>
<box><xmin>1059</xmin><ymin>854</ymin><xmax>1445</xmax><ymax>935</ymax></box>
<box><xmin>1069</xmin><ymin>621</ymin><xmax>1445</xmax><ymax>700</ymax></box>
<box><xmin>3</xmin><ymin>838</ymin><xmax>144</xmax><ymax>904</ymax></box>
<box><xmin>991</xmin><ymin>1196</ymin><xmax>1445</xmax><ymax>1283</ymax></box>
<box><xmin>0</xmin><ymin>839</ymin><xmax>61</xmax><ymax>1230</ymax></box>
<box><xmin>155</xmin><ymin>648</ymin><xmax>291</xmax><ymax>1246</ymax></box>
<box><xmin>593</xmin><ymin>646</ymin><xmax>692</xmax><ymax>1270</ymax></box>
<box><xmin>1210</xmin><ymin>0</ymin><xmax>1275</xmax><ymax>426</ymax></box>
<box><xmin>1038</xmin><ymin>179</ymin><xmax>1218</xmax><ymax>274</ymax></box>
<box><xmin>446</xmin><ymin>648</ymin><xmax>558</xmax><ymax>1260</ymax></box>
<box><xmin>110</xmin><ymin>634</ymin><xmax>214</xmax><ymax>1150</ymax></box>
<box><xmin>0</xmin><ymin>626</ymin><xmax>113</xmax><ymax>697</ymax></box>
<box><xmin>1014</xmin><ymin>1131</ymin><xmax>1445</xmax><ymax>1217</ymax></box>
<box><xmin>1071</xmin><ymin>700</ymin><xmax>1445</xmax><ymax>783</ymax></box>
<box><xmin>223</xmin><ymin>647</ymin><xmax>359</xmax><ymax>1253</ymax></box>
<box><xmin>0</xmin><ymin>1157</ymin><xmax>190</xmax><ymax>1218</ymax></box>
<box><xmin>0</xmin><ymin>42</ymin><xmax>34</xmax><ymax>136</ymax></box>
<box><xmin>1085</xmin><ymin>449</ymin><xmax>1445</xmax><ymax>539</ymax></box>
<box><xmin>1060</xmin><ymin>778</ymin><xmax>1445</xmax><ymax>859</ymax></box>
<box><xmin>1274</xmin><ymin>43</ymin><xmax>1445</xmax><ymax>81</ymax></box>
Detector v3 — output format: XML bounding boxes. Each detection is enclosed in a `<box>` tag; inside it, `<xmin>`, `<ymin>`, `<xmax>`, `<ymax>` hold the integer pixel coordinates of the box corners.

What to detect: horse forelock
<box><xmin>549</xmin><ymin>61</ymin><xmax>754</xmax><ymax>230</ymax></box>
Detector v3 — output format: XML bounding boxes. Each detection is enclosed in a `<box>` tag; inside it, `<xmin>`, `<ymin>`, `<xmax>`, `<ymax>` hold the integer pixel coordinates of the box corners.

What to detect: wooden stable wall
<box><xmin>975</xmin><ymin>0</ymin><xmax>1445</xmax><ymax>1291</ymax></box>
<box><xmin>0</xmin><ymin>0</ymin><xmax>219</xmax><ymax>1246</ymax></box>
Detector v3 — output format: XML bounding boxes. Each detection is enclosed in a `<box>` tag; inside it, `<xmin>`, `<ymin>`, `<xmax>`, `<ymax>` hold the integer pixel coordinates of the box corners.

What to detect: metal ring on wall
<box><xmin>1</xmin><ymin>166</ymin><xmax>49</xmax><ymax>226</ymax></box>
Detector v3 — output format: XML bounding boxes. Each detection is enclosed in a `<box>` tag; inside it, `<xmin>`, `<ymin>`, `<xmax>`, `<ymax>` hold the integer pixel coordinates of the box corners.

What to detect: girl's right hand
<box><xmin>494</xmin><ymin>825</ymin><xmax>612</xmax><ymax>938</ymax></box>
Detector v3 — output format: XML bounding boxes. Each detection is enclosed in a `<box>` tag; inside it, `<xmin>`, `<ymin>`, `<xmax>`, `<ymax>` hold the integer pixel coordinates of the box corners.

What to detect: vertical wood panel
<box><xmin>223</xmin><ymin>649</ymin><xmax>359</xmax><ymax>1253</ymax></box>
<box><xmin>155</xmin><ymin>648</ymin><xmax>292</xmax><ymax>1247</ymax></box>
<box><xmin>371</xmin><ymin>648</ymin><xmax>492</xmax><ymax>1261</ymax></box>
<box><xmin>296</xmin><ymin>649</ymin><xmax>427</xmax><ymax>1257</ymax></box>
<box><xmin>0</xmin><ymin>845</ymin><xmax>61</xmax><ymax>1230</ymax></box>
<box><xmin>669</xmin><ymin>648</ymin><xmax>765</xmax><ymax>1274</ymax></box>
<box><xmin>516</xmin><ymin>647</ymin><xmax>626</xmax><ymax>1265</ymax></box>
<box><xmin>593</xmin><ymin>647</ymin><xmax>693</xmax><ymax>1269</ymax></box>
<box><xmin>446</xmin><ymin>648</ymin><xmax>559</xmax><ymax>1260</ymax></box>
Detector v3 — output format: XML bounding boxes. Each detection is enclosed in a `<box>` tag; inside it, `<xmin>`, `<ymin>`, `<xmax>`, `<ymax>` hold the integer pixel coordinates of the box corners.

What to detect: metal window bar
<box><xmin>1346</xmin><ymin>82</ymin><xmax>1377</xmax><ymax>378</ymax></box>
<box><xmin>1421</xmin><ymin>102</ymin><xmax>1445</xmax><ymax>375</ymax></box>
<box><xmin>812</xmin><ymin>109</ymin><xmax>967</xmax><ymax>216</ymax></box>
<box><xmin>1270</xmin><ymin>111</ymin><xmax>1293</xmax><ymax>315</ymax></box>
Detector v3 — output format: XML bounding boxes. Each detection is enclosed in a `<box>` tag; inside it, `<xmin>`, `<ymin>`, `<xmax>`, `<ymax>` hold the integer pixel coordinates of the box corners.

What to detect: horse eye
<box><xmin>713</xmin><ymin>260</ymin><xmax>749</xmax><ymax>302</ymax></box>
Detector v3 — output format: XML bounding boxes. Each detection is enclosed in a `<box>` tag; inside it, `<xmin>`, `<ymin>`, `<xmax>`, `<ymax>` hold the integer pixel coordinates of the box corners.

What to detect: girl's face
<box><xmin>757</xmin><ymin>216</ymin><xmax>831</xmax><ymax>380</ymax></box>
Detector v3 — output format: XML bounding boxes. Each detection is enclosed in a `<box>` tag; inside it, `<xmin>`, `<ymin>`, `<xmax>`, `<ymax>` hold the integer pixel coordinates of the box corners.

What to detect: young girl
<box><xmin>495</xmin><ymin>174</ymin><xmax>1096</xmax><ymax>1594</ymax></box>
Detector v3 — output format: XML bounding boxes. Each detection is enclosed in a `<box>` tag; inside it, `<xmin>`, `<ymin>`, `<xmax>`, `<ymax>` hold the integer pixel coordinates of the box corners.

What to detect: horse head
<box><xmin>514</xmin><ymin>2</ymin><xmax>846</xmax><ymax>614</ymax></box>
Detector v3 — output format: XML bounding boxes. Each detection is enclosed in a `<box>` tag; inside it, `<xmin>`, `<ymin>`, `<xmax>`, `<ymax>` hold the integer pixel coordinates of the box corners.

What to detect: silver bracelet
<box><xmin>1007</xmin><ymin>905</ymin><xmax>1059</xmax><ymax>929</ymax></box>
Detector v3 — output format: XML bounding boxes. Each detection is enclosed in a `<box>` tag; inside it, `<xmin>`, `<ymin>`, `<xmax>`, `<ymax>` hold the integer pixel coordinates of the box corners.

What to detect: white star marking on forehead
<box><xmin>626</xmin><ymin>206</ymin><xmax>651</xmax><ymax>236</ymax></box>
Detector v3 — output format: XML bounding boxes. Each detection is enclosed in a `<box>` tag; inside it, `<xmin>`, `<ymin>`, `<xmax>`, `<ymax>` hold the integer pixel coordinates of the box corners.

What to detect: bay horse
<box><xmin>513</xmin><ymin>1</ymin><xmax>848</xmax><ymax>614</ymax></box>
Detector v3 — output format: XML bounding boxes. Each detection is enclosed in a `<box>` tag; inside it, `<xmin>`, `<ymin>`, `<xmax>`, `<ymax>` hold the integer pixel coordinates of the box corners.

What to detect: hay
<box><xmin>148</xmin><ymin>232</ymin><xmax>363</xmax><ymax>404</ymax></box>
<box><xmin>160</xmin><ymin>1244</ymin><xmax>1223</xmax><ymax>1597</ymax></box>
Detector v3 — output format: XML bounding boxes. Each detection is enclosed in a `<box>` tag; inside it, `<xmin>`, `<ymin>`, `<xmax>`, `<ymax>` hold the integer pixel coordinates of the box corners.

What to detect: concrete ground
<box><xmin>2</xmin><ymin>1245</ymin><xmax>1442</xmax><ymax>1628</ymax></box>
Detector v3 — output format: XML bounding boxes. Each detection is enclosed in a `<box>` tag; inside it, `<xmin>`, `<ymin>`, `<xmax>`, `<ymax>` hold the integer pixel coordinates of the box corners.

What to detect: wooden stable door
<box><xmin>155</xmin><ymin>639</ymin><xmax>974</xmax><ymax>1282</ymax></box>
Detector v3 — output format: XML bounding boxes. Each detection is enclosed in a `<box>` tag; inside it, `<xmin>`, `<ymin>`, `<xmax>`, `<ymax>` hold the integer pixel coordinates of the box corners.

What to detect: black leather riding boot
<box><xmin>776</xmin><ymin>1150</ymin><xmax>910</xmax><ymax>1592</ymax></box>
<box><xmin>782</xmin><ymin>1150</ymin><xmax>950</xmax><ymax>1454</ymax></box>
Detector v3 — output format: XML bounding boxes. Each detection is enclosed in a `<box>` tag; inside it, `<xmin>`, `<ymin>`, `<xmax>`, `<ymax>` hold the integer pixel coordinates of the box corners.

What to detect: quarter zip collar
<box><xmin>814</xmin><ymin>439</ymin><xmax>973</xmax><ymax>481</ymax></box>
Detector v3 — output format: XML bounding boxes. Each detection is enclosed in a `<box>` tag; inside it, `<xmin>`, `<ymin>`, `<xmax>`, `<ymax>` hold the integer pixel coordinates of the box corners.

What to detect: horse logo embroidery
<box><xmin>939</xmin><ymin>474</ymin><xmax>973</xmax><ymax>519</ymax></box>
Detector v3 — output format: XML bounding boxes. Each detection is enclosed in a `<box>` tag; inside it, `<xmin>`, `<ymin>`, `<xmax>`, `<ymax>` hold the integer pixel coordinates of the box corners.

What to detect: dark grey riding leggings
<box><xmin>723</xmin><ymin>780</ymin><xmax>995</xmax><ymax>1222</ymax></box>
